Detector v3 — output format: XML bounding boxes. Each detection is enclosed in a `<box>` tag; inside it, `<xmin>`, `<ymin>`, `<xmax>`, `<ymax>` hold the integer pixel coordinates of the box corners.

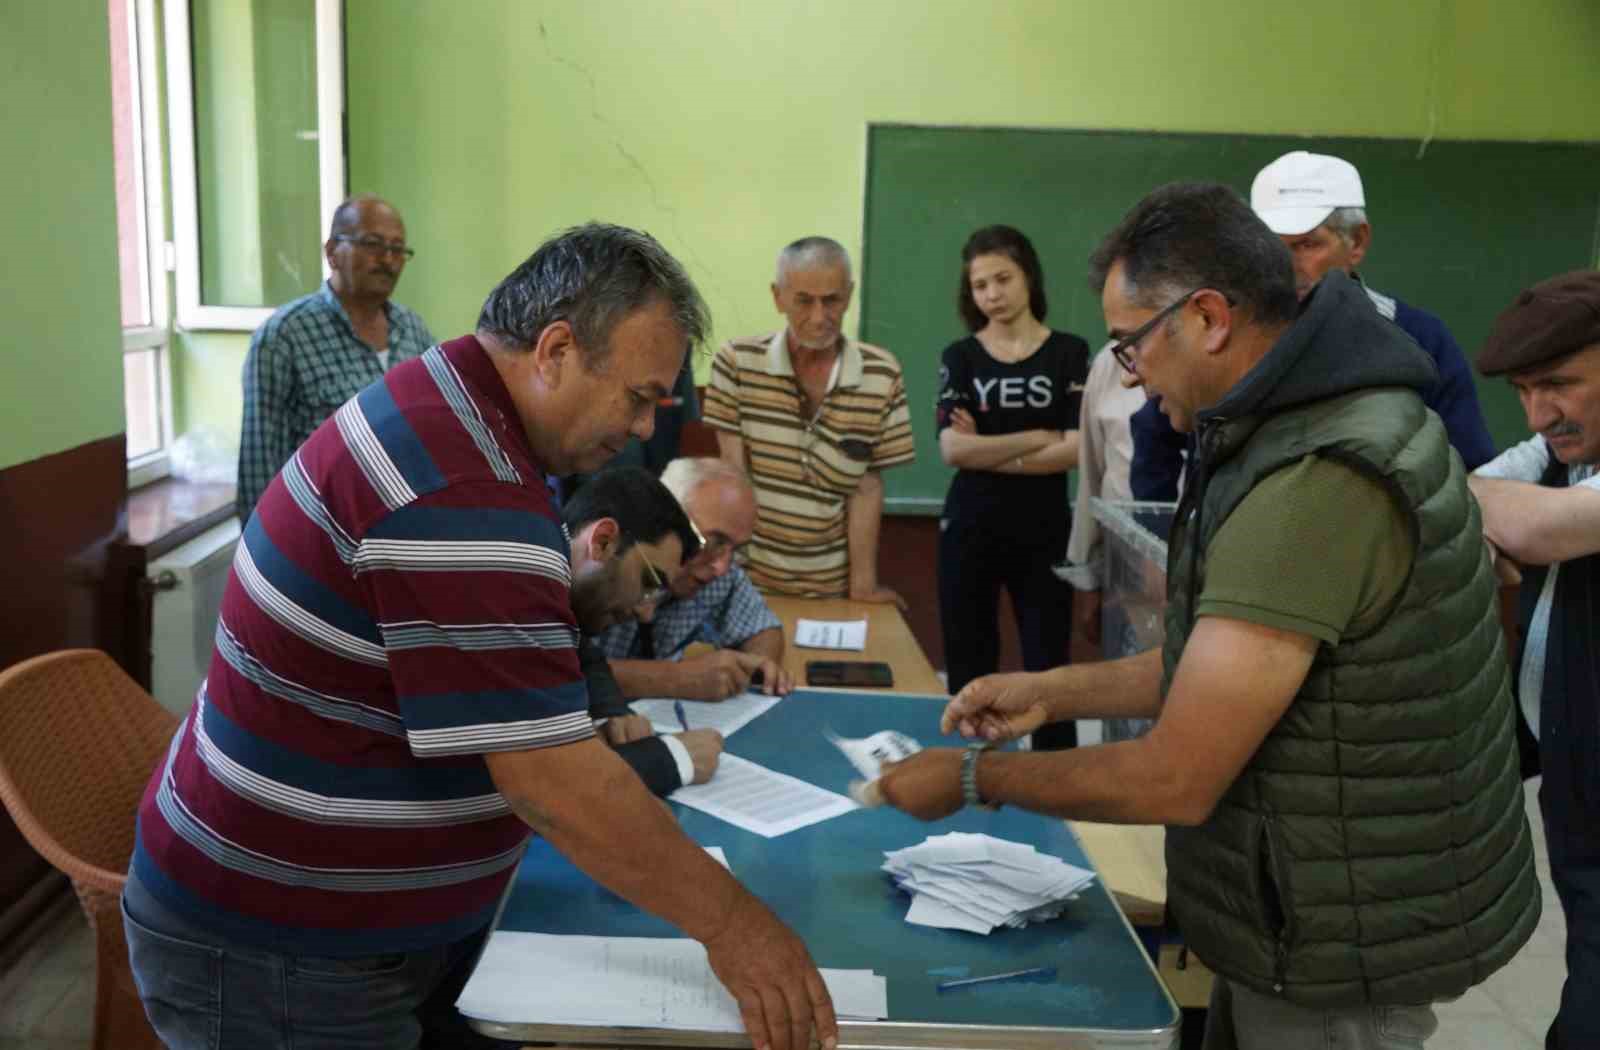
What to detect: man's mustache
<box><xmin>1543</xmin><ymin>422</ymin><xmax>1582</xmax><ymax>440</ymax></box>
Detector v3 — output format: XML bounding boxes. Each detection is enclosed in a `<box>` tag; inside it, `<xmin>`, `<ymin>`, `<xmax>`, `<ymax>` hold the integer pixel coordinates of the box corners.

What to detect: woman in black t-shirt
<box><xmin>935</xmin><ymin>226</ymin><xmax>1088</xmax><ymax>746</ymax></box>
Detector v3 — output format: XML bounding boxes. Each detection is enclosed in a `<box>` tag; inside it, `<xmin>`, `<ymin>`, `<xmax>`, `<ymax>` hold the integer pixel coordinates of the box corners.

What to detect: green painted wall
<box><xmin>0</xmin><ymin>2</ymin><xmax>124</xmax><ymax>471</ymax></box>
<box><xmin>176</xmin><ymin>0</ymin><xmax>1600</xmax><ymax>447</ymax></box>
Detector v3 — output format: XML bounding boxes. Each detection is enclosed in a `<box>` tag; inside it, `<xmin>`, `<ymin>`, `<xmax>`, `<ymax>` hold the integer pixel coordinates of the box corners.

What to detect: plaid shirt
<box><xmin>595</xmin><ymin>565</ymin><xmax>781</xmax><ymax>661</ymax></box>
<box><xmin>236</xmin><ymin>282</ymin><xmax>434</xmax><ymax>520</ymax></box>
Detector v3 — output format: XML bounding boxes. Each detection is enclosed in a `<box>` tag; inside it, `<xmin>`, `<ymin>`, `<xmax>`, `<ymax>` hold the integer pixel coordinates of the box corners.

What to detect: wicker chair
<box><xmin>0</xmin><ymin>649</ymin><xmax>179</xmax><ymax>1050</ymax></box>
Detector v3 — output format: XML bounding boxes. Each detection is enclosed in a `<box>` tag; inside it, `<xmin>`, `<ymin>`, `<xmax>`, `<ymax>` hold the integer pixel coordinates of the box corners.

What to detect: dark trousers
<box><xmin>1540</xmin><ymin>771</ymin><xmax>1600</xmax><ymax>1049</ymax></box>
<box><xmin>938</xmin><ymin>517</ymin><xmax>1074</xmax><ymax>749</ymax></box>
<box><xmin>122</xmin><ymin>870</ymin><xmax>506</xmax><ymax>1049</ymax></box>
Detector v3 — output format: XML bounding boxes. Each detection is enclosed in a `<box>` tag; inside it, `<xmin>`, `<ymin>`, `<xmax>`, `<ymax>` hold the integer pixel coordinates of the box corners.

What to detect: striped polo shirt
<box><xmin>703</xmin><ymin>331</ymin><xmax>914</xmax><ymax>597</ymax></box>
<box><xmin>132</xmin><ymin>334</ymin><xmax>592</xmax><ymax>956</ymax></box>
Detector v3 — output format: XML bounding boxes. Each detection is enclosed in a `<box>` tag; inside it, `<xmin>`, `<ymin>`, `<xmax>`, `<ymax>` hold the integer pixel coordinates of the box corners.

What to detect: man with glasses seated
<box><xmin>597</xmin><ymin>457</ymin><xmax>794</xmax><ymax>700</ymax></box>
<box><xmin>560</xmin><ymin>466</ymin><xmax>727</xmax><ymax>796</ymax></box>
<box><xmin>237</xmin><ymin>193</ymin><xmax>435</xmax><ymax>520</ymax></box>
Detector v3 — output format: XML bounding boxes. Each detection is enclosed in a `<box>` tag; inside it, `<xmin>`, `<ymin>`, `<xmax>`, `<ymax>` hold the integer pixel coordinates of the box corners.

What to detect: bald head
<box><xmin>329</xmin><ymin>194</ymin><xmax>402</xmax><ymax>240</ymax></box>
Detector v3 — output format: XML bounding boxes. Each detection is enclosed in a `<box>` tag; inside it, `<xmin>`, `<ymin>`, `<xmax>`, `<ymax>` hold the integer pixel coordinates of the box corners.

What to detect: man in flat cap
<box><xmin>1470</xmin><ymin>270</ymin><xmax>1600</xmax><ymax>1050</ymax></box>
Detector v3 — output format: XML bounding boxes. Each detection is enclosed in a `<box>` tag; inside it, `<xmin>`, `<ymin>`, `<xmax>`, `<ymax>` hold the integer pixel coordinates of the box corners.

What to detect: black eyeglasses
<box><xmin>1108</xmin><ymin>289</ymin><xmax>1204</xmax><ymax>375</ymax></box>
<box><xmin>334</xmin><ymin>234</ymin><xmax>416</xmax><ymax>260</ymax></box>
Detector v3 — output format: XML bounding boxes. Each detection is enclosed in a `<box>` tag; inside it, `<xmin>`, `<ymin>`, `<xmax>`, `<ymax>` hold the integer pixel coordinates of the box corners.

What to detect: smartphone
<box><xmin>805</xmin><ymin>660</ymin><xmax>895</xmax><ymax>689</ymax></box>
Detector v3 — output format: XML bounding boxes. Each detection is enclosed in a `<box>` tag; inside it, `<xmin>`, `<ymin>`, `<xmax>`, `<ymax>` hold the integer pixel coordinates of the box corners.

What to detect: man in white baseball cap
<box><xmin>1128</xmin><ymin>151</ymin><xmax>1497</xmax><ymax>502</ymax></box>
<box><xmin>1251</xmin><ymin>150</ymin><xmax>1494</xmax><ymax>468</ymax></box>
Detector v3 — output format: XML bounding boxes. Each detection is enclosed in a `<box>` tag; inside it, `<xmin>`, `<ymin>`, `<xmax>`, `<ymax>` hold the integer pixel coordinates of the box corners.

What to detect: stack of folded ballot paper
<box><xmin>882</xmin><ymin>832</ymin><xmax>1098</xmax><ymax>934</ymax></box>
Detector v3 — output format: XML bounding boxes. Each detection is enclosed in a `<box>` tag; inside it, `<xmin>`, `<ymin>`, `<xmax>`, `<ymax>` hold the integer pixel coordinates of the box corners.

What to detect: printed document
<box><xmin>671</xmin><ymin>754</ymin><xmax>856</xmax><ymax>837</ymax></box>
<box><xmin>458</xmin><ymin>932</ymin><xmax>887</xmax><ymax>1029</ymax></box>
<box><xmin>794</xmin><ymin>618</ymin><xmax>868</xmax><ymax>650</ymax></box>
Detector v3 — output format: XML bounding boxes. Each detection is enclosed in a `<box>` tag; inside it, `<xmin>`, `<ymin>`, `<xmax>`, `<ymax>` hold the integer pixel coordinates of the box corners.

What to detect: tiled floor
<box><xmin>0</xmin><ymin>781</ymin><xmax>1567</xmax><ymax>1049</ymax></box>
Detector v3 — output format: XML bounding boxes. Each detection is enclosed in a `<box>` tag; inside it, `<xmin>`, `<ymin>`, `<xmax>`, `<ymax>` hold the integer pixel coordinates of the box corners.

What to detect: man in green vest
<box><xmin>873</xmin><ymin>182</ymin><xmax>1538</xmax><ymax>1048</ymax></box>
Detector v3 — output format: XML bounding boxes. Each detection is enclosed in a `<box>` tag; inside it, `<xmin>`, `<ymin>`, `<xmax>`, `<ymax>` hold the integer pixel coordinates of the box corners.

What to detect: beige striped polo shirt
<box><xmin>703</xmin><ymin>330</ymin><xmax>915</xmax><ymax>597</ymax></box>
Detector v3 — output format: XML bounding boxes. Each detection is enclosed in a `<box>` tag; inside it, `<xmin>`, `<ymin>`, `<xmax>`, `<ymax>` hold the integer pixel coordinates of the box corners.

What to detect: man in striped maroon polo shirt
<box><xmin>123</xmin><ymin>224</ymin><xmax>838</xmax><ymax>1050</ymax></box>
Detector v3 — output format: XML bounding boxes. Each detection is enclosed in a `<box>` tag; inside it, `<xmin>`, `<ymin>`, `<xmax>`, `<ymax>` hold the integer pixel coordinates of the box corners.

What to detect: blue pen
<box><xmin>936</xmin><ymin>965</ymin><xmax>1057</xmax><ymax>993</ymax></box>
<box><xmin>674</xmin><ymin>701</ymin><xmax>690</xmax><ymax>732</ymax></box>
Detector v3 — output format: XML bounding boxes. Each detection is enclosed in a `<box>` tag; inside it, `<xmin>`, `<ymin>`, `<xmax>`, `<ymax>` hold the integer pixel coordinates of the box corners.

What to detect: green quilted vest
<box><xmin>1162</xmin><ymin>386</ymin><xmax>1539</xmax><ymax>1007</ymax></box>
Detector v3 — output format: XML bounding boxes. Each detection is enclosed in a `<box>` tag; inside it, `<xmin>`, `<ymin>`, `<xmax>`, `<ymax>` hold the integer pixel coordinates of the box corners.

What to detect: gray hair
<box><xmin>1321</xmin><ymin>206</ymin><xmax>1370</xmax><ymax>244</ymax></box>
<box><xmin>658</xmin><ymin>457</ymin><xmax>750</xmax><ymax>506</ymax></box>
<box><xmin>775</xmin><ymin>236</ymin><xmax>852</xmax><ymax>286</ymax></box>
<box><xmin>477</xmin><ymin>223</ymin><xmax>710</xmax><ymax>367</ymax></box>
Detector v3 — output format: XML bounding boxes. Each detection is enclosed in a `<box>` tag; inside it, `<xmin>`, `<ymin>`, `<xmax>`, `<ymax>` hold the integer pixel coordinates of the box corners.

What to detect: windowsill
<box><xmin>127</xmin><ymin>475</ymin><xmax>236</xmax><ymax>557</ymax></box>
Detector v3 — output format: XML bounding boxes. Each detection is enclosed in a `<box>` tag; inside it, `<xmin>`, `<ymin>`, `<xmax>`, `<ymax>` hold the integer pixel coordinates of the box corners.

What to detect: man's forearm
<box><xmin>489</xmin><ymin>741</ymin><xmax>742</xmax><ymax>942</ymax></box>
<box><xmin>610</xmin><ymin>658</ymin><xmax>686</xmax><ymax>700</ymax></box>
<box><xmin>739</xmin><ymin>627</ymin><xmax>784</xmax><ymax>662</ymax></box>
<box><xmin>847</xmin><ymin>471</ymin><xmax>885</xmax><ymax>591</ymax></box>
<box><xmin>1470</xmin><ymin>475</ymin><xmax>1600</xmax><ymax>565</ymax></box>
<box><xmin>1038</xmin><ymin>647</ymin><xmax>1165</xmax><ymax>723</ymax></box>
<box><xmin>976</xmin><ymin>737</ymin><xmax>1191</xmax><ymax>824</ymax></box>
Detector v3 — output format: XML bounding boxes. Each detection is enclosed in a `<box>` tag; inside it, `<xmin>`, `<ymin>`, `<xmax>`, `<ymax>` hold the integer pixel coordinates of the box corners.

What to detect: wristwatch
<box><xmin>961</xmin><ymin>741</ymin><xmax>999</xmax><ymax>810</ymax></box>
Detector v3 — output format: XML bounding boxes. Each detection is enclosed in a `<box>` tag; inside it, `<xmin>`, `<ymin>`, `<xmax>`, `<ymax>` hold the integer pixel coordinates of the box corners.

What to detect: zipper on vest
<box><xmin>1183</xmin><ymin>418</ymin><xmax>1227</xmax><ymax>618</ymax></box>
<box><xmin>1257</xmin><ymin>815</ymin><xmax>1293</xmax><ymax>994</ymax></box>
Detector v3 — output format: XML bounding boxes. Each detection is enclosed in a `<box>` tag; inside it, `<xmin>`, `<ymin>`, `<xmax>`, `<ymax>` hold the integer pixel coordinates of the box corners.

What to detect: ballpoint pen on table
<box><xmin>935</xmin><ymin>966</ymin><xmax>1057</xmax><ymax>993</ymax></box>
<box><xmin>674</xmin><ymin>700</ymin><xmax>690</xmax><ymax>732</ymax></box>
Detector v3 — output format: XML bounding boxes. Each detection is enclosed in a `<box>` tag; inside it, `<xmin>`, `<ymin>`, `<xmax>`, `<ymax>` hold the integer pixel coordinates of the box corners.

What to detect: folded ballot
<box><xmin>882</xmin><ymin>832</ymin><xmax>1097</xmax><ymax>935</ymax></box>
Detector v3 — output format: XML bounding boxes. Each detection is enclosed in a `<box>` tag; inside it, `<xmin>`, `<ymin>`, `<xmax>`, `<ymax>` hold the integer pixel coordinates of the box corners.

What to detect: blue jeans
<box><xmin>121</xmin><ymin>872</ymin><xmax>506</xmax><ymax>1049</ymax></box>
<box><xmin>1202</xmin><ymin>976</ymin><xmax>1438</xmax><ymax>1050</ymax></box>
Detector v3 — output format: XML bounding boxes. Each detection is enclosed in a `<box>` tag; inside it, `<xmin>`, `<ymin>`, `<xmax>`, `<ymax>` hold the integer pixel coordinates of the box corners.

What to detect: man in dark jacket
<box><xmin>1130</xmin><ymin>151</ymin><xmax>1497</xmax><ymax>501</ymax></box>
<box><xmin>561</xmin><ymin>466</ymin><xmax>725</xmax><ymax>796</ymax></box>
<box><xmin>1470</xmin><ymin>271</ymin><xmax>1600</xmax><ymax>1050</ymax></box>
<box><xmin>872</xmin><ymin>183</ymin><xmax>1538</xmax><ymax>1048</ymax></box>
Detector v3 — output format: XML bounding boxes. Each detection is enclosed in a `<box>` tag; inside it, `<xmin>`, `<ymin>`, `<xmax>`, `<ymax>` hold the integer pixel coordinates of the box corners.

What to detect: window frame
<box><xmin>121</xmin><ymin>0</ymin><xmax>176</xmax><ymax>486</ymax></box>
<box><xmin>162</xmin><ymin>0</ymin><xmax>346</xmax><ymax>331</ymax></box>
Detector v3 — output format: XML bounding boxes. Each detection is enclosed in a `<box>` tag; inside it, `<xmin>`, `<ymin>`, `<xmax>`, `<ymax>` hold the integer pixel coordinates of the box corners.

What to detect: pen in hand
<box><xmin>674</xmin><ymin>700</ymin><xmax>690</xmax><ymax>732</ymax></box>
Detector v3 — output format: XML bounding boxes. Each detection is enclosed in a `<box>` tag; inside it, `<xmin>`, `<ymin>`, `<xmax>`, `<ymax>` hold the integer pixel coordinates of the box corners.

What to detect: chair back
<box><xmin>0</xmin><ymin>649</ymin><xmax>180</xmax><ymax>889</ymax></box>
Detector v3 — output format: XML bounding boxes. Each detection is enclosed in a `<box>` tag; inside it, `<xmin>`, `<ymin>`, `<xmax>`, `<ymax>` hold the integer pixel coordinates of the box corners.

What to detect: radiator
<box><xmin>146</xmin><ymin>519</ymin><xmax>241</xmax><ymax>715</ymax></box>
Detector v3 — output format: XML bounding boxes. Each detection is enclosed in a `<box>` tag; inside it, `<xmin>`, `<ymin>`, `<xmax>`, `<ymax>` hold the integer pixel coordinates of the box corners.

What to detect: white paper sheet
<box><xmin>884</xmin><ymin>832</ymin><xmax>1097</xmax><ymax>934</ymax></box>
<box><xmin>794</xmin><ymin>618</ymin><xmax>868</xmax><ymax>650</ymax></box>
<box><xmin>458</xmin><ymin>932</ymin><xmax>887</xmax><ymax>1029</ymax></box>
<box><xmin>631</xmin><ymin>693</ymin><xmax>780</xmax><ymax>739</ymax></box>
<box><xmin>670</xmin><ymin>754</ymin><xmax>857</xmax><ymax>837</ymax></box>
<box><xmin>826</xmin><ymin>729</ymin><xmax>922</xmax><ymax>780</ymax></box>
<box><xmin>704</xmin><ymin>846</ymin><xmax>730</xmax><ymax>870</ymax></box>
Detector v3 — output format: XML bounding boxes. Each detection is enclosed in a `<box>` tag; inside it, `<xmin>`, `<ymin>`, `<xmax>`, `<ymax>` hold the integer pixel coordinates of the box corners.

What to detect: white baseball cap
<box><xmin>1250</xmin><ymin>151</ymin><xmax>1365</xmax><ymax>236</ymax></box>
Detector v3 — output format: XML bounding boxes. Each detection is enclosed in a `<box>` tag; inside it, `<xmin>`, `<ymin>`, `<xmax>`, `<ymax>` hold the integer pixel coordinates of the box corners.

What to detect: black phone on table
<box><xmin>805</xmin><ymin>660</ymin><xmax>895</xmax><ymax>688</ymax></box>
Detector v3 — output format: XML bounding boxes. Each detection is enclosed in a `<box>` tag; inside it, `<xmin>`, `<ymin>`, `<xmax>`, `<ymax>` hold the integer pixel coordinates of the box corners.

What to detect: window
<box><xmin>109</xmin><ymin>0</ymin><xmax>174</xmax><ymax>484</ymax></box>
<box><xmin>164</xmin><ymin>0</ymin><xmax>346</xmax><ymax>330</ymax></box>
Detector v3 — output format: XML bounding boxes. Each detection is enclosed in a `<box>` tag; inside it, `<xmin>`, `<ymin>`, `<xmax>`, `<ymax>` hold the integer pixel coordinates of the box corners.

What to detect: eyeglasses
<box><xmin>1108</xmin><ymin>289</ymin><xmax>1203</xmax><ymax>375</ymax></box>
<box><xmin>688</xmin><ymin>517</ymin><xmax>749</xmax><ymax>563</ymax></box>
<box><xmin>637</xmin><ymin>545</ymin><xmax>671</xmax><ymax>606</ymax></box>
<box><xmin>333</xmin><ymin>234</ymin><xmax>416</xmax><ymax>260</ymax></box>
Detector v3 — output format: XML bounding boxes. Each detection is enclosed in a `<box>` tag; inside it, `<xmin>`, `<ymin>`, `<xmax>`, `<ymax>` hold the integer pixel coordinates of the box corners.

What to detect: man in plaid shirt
<box><xmin>596</xmin><ymin>457</ymin><xmax>793</xmax><ymax>699</ymax></box>
<box><xmin>236</xmin><ymin>194</ymin><xmax>434</xmax><ymax>520</ymax></box>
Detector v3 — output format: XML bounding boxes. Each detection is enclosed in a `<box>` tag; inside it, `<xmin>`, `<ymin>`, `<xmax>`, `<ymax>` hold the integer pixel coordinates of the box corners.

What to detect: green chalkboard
<box><xmin>860</xmin><ymin>125</ymin><xmax>1600</xmax><ymax>513</ymax></box>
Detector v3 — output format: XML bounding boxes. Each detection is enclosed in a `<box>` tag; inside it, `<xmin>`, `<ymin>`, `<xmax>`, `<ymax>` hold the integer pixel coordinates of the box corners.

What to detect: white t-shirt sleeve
<box><xmin>1474</xmin><ymin>435</ymin><xmax>1550</xmax><ymax>482</ymax></box>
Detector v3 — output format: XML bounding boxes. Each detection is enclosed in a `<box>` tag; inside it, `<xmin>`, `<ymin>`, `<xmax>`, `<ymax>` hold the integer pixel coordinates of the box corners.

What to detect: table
<box><xmin>765</xmin><ymin>596</ymin><xmax>945</xmax><ymax>696</ymax></box>
<box><xmin>466</xmin><ymin>688</ymin><xmax>1179</xmax><ymax>1049</ymax></box>
<box><xmin>1068</xmin><ymin>822</ymin><xmax>1167</xmax><ymax>930</ymax></box>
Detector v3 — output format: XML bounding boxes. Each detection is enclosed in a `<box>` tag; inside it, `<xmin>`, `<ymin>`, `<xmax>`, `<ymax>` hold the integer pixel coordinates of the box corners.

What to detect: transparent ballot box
<box><xmin>1089</xmin><ymin>499</ymin><xmax>1178</xmax><ymax>661</ymax></box>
